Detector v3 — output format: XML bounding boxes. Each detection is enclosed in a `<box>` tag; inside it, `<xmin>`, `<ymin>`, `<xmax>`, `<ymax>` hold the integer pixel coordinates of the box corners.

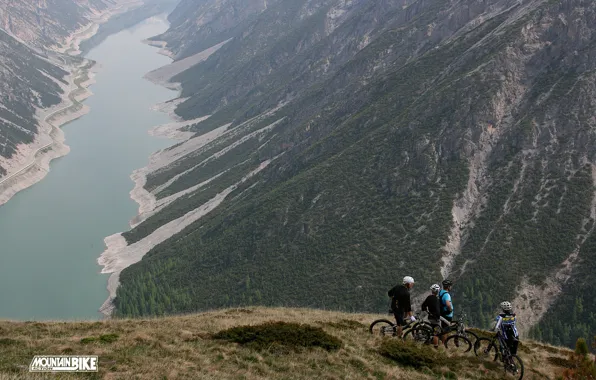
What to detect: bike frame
<box><xmin>487</xmin><ymin>331</ymin><xmax>513</xmax><ymax>361</ymax></box>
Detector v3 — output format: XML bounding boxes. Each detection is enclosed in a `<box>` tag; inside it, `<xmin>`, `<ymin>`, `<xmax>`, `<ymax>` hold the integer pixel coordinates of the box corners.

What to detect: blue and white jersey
<box><xmin>494</xmin><ymin>313</ymin><xmax>519</xmax><ymax>338</ymax></box>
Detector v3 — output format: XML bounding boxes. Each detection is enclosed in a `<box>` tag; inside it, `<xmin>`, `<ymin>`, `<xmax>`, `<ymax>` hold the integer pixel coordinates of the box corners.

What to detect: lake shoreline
<box><xmin>0</xmin><ymin>0</ymin><xmax>143</xmax><ymax>208</ymax></box>
<box><xmin>97</xmin><ymin>35</ymin><xmax>285</xmax><ymax>317</ymax></box>
<box><xmin>97</xmin><ymin>40</ymin><xmax>232</xmax><ymax>317</ymax></box>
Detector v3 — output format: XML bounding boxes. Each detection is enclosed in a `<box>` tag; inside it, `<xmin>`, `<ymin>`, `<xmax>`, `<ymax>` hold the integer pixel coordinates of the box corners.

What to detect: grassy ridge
<box><xmin>0</xmin><ymin>307</ymin><xmax>584</xmax><ymax>379</ymax></box>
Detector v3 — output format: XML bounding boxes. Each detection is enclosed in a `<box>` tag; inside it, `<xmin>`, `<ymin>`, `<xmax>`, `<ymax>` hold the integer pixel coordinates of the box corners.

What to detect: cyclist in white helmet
<box><xmin>494</xmin><ymin>301</ymin><xmax>520</xmax><ymax>355</ymax></box>
<box><xmin>388</xmin><ymin>276</ymin><xmax>415</xmax><ymax>337</ymax></box>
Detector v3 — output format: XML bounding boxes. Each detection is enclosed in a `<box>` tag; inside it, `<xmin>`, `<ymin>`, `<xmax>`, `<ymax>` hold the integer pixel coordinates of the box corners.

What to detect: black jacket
<box><xmin>388</xmin><ymin>284</ymin><xmax>411</xmax><ymax>312</ymax></box>
<box><xmin>421</xmin><ymin>294</ymin><xmax>441</xmax><ymax>319</ymax></box>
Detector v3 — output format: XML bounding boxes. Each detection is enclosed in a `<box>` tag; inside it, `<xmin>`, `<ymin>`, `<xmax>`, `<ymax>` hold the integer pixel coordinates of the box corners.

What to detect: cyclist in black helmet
<box><xmin>438</xmin><ymin>279</ymin><xmax>454</xmax><ymax>344</ymax></box>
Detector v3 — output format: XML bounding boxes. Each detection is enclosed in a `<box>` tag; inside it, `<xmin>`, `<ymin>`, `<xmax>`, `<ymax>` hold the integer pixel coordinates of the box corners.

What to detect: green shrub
<box><xmin>80</xmin><ymin>337</ymin><xmax>97</xmax><ymax>344</ymax></box>
<box><xmin>378</xmin><ymin>340</ymin><xmax>447</xmax><ymax>369</ymax></box>
<box><xmin>561</xmin><ymin>338</ymin><xmax>596</xmax><ymax>378</ymax></box>
<box><xmin>212</xmin><ymin>321</ymin><xmax>342</xmax><ymax>351</ymax></box>
<box><xmin>576</xmin><ymin>338</ymin><xmax>590</xmax><ymax>357</ymax></box>
<box><xmin>100</xmin><ymin>334</ymin><xmax>119</xmax><ymax>343</ymax></box>
<box><xmin>0</xmin><ymin>338</ymin><xmax>19</xmax><ymax>346</ymax></box>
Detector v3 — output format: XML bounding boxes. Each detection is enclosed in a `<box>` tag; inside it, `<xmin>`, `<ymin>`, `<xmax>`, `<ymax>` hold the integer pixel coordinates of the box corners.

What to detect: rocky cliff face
<box><xmin>111</xmin><ymin>0</ymin><xmax>596</xmax><ymax>347</ymax></box>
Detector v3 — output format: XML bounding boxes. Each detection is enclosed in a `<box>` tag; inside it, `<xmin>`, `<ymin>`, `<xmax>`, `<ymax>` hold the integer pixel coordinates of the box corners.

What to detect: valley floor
<box><xmin>0</xmin><ymin>307</ymin><xmax>581</xmax><ymax>379</ymax></box>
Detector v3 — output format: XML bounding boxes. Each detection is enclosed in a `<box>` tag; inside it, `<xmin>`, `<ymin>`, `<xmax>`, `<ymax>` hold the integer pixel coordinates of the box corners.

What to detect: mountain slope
<box><xmin>108</xmin><ymin>0</ymin><xmax>596</xmax><ymax>348</ymax></box>
<box><xmin>0</xmin><ymin>307</ymin><xmax>586</xmax><ymax>379</ymax></box>
<box><xmin>0</xmin><ymin>0</ymin><xmax>112</xmax><ymax>49</ymax></box>
<box><xmin>149</xmin><ymin>0</ymin><xmax>272</xmax><ymax>60</ymax></box>
<box><xmin>0</xmin><ymin>0</ymin><xmax>136</xmax><ymax>180</ymax></box>
<box><xmin>0</xmin><ymin>29</ymin><xmax>68</xmax><ymax>177</ymax></box>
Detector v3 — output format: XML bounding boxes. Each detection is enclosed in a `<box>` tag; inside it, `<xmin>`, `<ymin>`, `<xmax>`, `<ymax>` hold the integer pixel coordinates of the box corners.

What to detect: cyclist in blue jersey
<box><xmin>494</xmin><ymin>301</ymin><xmax>519</xmax><ymax>355</ymax></box>
<box><xmin>438</xmin><ymin>279</ymin><xmax>454</xmax><ymax>344</ymax></box>
<box><xmin>438</xmin><ymin>279</ymin><xmax>454</xmax><ymax>323</ymax></box>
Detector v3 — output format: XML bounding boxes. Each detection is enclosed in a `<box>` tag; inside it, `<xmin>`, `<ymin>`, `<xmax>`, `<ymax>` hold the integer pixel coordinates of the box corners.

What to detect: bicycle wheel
<box><xmin>503</xmin><ymin>354</ymin><xmax>524</xmax><ymax>380</ymax></box>
<box><xmin>444</xmin><ymin>334</ymin><xmax>472</xmax><ymax>353</ymax></box>
<box><xmin>474</xmin><ymin>338</ymin><xmax>499</xmax><ymax>360</ymax></box>
<box><xmin>403</xmin><ymin>325</ymin><xmax>432</xmax><ymax>343</ymax></box>
<box><xmin>464</xmin><ymin>330</ymin><xmax>480</xmax><ymax>346</ymax></box>
<box><xmin>369</xmin><ymin>319</ymin><xmax>395</xmax><ymax>336</ymax></box>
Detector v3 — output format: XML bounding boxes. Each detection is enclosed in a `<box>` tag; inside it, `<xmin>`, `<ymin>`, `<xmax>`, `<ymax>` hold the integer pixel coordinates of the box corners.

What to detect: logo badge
<box><xmin>29</xmin><ymin>356</ymin><xmax>98</xmax><ymax>372</ymax></box>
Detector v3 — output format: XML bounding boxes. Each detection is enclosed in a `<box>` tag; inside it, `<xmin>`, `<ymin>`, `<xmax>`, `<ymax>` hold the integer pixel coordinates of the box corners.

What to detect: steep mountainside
<box><xmin>149</xmin><ymin>0</ymin><xmax>271</xmax><ymax>59</ymax></box>
<box><xmin>0</xmin><ymin>0</ymin><xmax>134</xmax><ymax>178</ymax></box>
<box><xmin>109</xmin><ymin>0</ymin><xmax>596</xmax><ymax>348</ymax></box>
<box><xmin>0</xmin><ymin>30</ymin><xmax>68</xmax><ymax>177</ymax></box>
<box><xmin>0</xmin><ymin>0</ymin><xmax>112</xmax><ymax>48</ymax></box>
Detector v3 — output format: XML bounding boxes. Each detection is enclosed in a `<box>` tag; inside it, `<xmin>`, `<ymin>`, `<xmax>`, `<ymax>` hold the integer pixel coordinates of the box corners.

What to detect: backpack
<box><xmin>438</xmin><ymin>290</ymin><xmax>448</xmax><ymax>311</ymax></box>
<box><xmin>388</xmin><ymin>285</ymin><xmax>400</xmax><ymax>311</ymax></box>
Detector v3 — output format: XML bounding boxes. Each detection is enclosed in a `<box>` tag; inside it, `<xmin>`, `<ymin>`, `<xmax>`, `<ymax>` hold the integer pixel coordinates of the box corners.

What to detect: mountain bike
<box><xmin>403</xmin><ymin>313</ymin><xmax>477</xmax><ymax>353</ymax></box>
<box><xmin>440</xmin><ymin>314</ymin><xmax>480</xmax><ymax>353</ymax></box>
<box><xmin>369</xmin><ymin>311</ymin><xmax>430</xmax><ymax>341</ymax></box>
<box><xmin>370</xmin><ymin>312</ymin><xmax>477</xmax><ymax>353</ymax></box>
<box><xmin>370</xmin><ymin>311</ymin><xmax>442</xmax><ymax>346</ymax></box>
<box><xmin>474</xmin><ymin>331</ymin><xmax>524</xmax><ymax>379</ymax></box>
<box><xmin>439</xmin><ymin>315</ymin><xmax>472</xmax><ymax>353</ymax></box>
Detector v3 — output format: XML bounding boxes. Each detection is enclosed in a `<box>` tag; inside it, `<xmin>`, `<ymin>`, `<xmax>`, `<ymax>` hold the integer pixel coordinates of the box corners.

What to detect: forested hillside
<box><xmin>112</xmin><ymin>0</ymin><xmax>596</xmax><ymax>349</ymax></box>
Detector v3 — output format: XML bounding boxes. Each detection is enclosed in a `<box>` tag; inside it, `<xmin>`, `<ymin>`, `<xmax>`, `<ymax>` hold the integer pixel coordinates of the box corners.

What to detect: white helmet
<box><xmin>403</xmin><ymin>276</ymin><xmax>415</xmax><ymax>284</ymax></box>
<box><xmin>430</xmin><ymin>284</ymin><xmax>440</xmax><ymax>293</ymax></box>
<box><xmin>500</xmin><ymin>301</ymin><xmax>512</xmax><ymax>312</ymax></box>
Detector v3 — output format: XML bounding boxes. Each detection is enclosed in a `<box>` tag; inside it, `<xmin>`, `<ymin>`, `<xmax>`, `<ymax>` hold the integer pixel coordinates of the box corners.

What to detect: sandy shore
<box><xmin>144</xmin><ymin>38</ymin><xmax>232</xmax><ymax>88</ymax></box>
<box><xmin>98</xmin><ymin>158</ymin><xmax>277</xmax><ymax>316</ymax></box>
<box><xmin>143</xmin><ymin>39</ymin><xmax>176</xmax><ymax>59</ymax></box>
<box><xmin>129</xmin><ymin>120</ymin><xmax>228</xmax><ymax>227</ymax></box>
<box><xmin>126</xmin><ymin>104</ymin><xmax>288</xmax><ymax>229</ymax></box>
<box><xmin>98</xmin><ymin>109</ymin><xmax>287</xmax><ymax>317</ymax></box>
<box><xmin>0</xmin><ymin>0</ymin><xmax>144</xmax><ymax>207</ymax></box>
<box><xmin>95</xmin><ymin>28</ymin><xmax>290</xmax><ymax>317</ymax></box>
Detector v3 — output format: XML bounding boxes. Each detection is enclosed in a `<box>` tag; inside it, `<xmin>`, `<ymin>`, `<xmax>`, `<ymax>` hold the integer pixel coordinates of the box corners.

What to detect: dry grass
<box><xmin>0</xmin><ymin>307</ymin><xmax>580</xmax><ymax>379</ymax></box>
